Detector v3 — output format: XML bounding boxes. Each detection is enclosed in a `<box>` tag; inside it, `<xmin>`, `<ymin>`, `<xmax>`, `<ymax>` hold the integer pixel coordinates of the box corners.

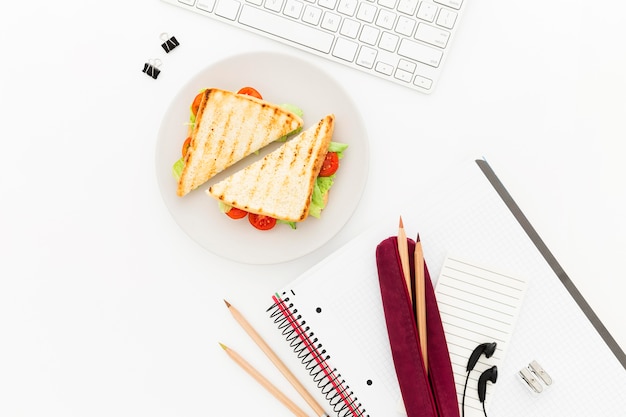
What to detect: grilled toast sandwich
<box><xmin>207</xmin><ymin>114</ymin><xmax>335</xmax><ymax>222</ymax></box>
<box><xmin>176</xmin><ymin>88</ymin><xmax>304</xmax><ymax>197</ymax></box>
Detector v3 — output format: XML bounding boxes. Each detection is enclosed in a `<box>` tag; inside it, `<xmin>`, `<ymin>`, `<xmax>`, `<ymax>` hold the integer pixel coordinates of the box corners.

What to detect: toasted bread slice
<box><xmin>207</xmin><ymin>114</ymin><xmax>335</xmax><ymax>222</ymax></box>
<box><xmin>176</xmin><ymin>88</ymin><xmax>304</xmax><ymax>197</ymax></box>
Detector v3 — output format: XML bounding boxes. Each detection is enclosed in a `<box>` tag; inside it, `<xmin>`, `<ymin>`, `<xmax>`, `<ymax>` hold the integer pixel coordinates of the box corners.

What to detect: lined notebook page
<box><xmin>435</xmin><ymin>256</ymin><xmax>527</xmax><ymax>416</ymax></box>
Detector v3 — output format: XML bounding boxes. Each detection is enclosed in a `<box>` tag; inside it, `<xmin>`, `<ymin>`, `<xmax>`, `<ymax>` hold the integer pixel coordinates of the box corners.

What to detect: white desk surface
<box><xmin>1</xmin><ymin>1</ymin><xmax>625</xmax><ymax>416</ymax></box>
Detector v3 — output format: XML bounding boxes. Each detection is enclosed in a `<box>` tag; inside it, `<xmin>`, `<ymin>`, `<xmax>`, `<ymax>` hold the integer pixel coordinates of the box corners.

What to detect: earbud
<box><xmin>462</xmin><ymin>342</ymin><xmax>497</xmax><ymax>417</ymax></box>
<box><xmin>477</xmin><ymin>365</ymin><xmax>498</xmax><ymax>403</ymax></box>
<box><xmin>466</xmin><ymin>342</ymin><xmax>497</xmax><ymax>372</ymax></box>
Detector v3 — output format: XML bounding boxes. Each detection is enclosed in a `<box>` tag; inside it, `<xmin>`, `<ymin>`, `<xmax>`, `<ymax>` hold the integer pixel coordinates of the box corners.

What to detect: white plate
<box><xmin>155</xmin><ymin>52</ymin><xmax>369</xmax><ymax>264</ymax></box>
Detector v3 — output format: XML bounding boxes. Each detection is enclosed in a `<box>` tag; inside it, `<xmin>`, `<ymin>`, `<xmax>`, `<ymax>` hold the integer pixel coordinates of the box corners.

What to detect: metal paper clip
<box><xmin>161</xmin><ymin>33</ymin><xmax>179</xmax><ymax>53</ymax></box>
<box><xmin>519</xmin><ymin>360</ymin><xmax>552</xmax><ymax>394</ymax></box>
<box><xmin>519</xmin><ymin>367</ymin><xmax>543</xmax><ymax>393</ymax></box>
<box><xmin>529</xmin><ymin>360</ymin><xmax>553</xmax><ymax>386</ymax></box>
<box><xmin>142</xmin><ymin>58</ymin><xmax>162</xmax><ymax>79</ymax></box>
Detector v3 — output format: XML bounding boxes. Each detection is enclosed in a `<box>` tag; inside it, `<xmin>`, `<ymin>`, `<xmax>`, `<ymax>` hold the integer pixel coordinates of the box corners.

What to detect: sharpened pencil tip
<box><xmin>223</xmin><ymin>299</ymin><xmax>231</xmax><ymax>308</ymax></box>
<box><xmin>399</xmin><ymin>216</ymin><xmax>404</xmax><ymax>228</ymax></box>
<box><xmin>219</xmin><ymin>342</ymin><xmax>228</xmax><ymax>350</ymax></box>
<box><xmin>416</xmin><ymin>233</ymin><xmax>420</xmax><ymax>242</ymax></box>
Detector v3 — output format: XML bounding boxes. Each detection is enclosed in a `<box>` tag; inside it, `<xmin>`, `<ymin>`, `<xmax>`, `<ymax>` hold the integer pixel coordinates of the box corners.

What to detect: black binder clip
<box><xmin>160</xmin><ymin>33</ymin><xmax>179</xmax><ymax>53</ymax></box>
<box><xmin>142</xmin><ymin>59</ymin><xmax>161</xmax><ymax>79</ymax></box>
<box><xmin>142</xmin><ymin>58</ymin><xmax>162</xmax><ymax>79</ymax></box>
<box><xmin>519</xmin><ymin>360</ymin><xmax>552</xmax><ymax>394</ymax></box>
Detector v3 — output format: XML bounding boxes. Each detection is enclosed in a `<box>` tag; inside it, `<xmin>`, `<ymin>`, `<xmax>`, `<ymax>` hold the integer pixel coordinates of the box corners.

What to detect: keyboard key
<box><xmin>416</xmin><ymin>2</ymin><xmax>437</xmax><ymax>22</ymax></box>
<box><xmin>356</xmin><ymin>46</ymin><xmax>377</xmax><ymax>68</ymax></box>
<box><xmin>360</xmin><ymin>25</ymin><xmax>380</xmax><ymax>45</ymax></box>
<box><xmin>376</xmin><ymin>9</ymin><xmax>396</xmax><ymax>30</ymax></box>
<box><xmin>340</xmin><ymin>18</ymin><xmax>360</xmax><ymax>38</ymax></box>
<box><xmin>337</xmin><ymin>0</ymin><xmax>357</xmax><ymax>16</ymax></box>
<box><xmin>398</xmin><ymin>59</ymin><xmax>416</xmax><ymax>72</ymax></box>
<box><xmin>379</xmin><ymin>31</ymin><xmax>399</xmax><ymax>52</ymax></box>
<box><xmin>283</xmin><ymin>0</ymin><xmax>304</xmax><ymax>18</ymax></box>
<box><xmin>396</xmin><ymin>0</ymin><xmax>418</xmax><ymax>15</ymax></box>
<box><xmin>302</xmin><ymin>5</ymin><xmax>323</xmax><ymax>24</ymax></box>
<box><xmin>215</xmin><ymin>0</ymin><xmax>240</xmax><ymax>19</ymax></box>
<box><xmin>415</xmin><ymin>23</ymin><xmax>450</xmax><ymax>48</ymax></box>
<box><xmin>395</xmin><ymin>15</ymin><xmax>416</xmax><ymax>36</ymax></box>
<box><xmin>375</xmin><ymin>61</ymin><xmax>394</xmax><ymax>76</ymax></box>
<box><xmin>333</xmin><ymin>38</ymin><xmax>358</xmax><ymax>61</ymax></box>
<box><xmin>356</xmin><ymin>3</ymin><xmax>377</xmax><ymax>23</ymax></box>
<box><xmin>414</xmin><ymin>75</ymin><xmax>433</xmax><ymax>89</ymax></box>
<box><xmin>321</xmin><ymin>11</ymin><xmax>341</xmax><ymax>31</ymax></box>
<box><xmin>398</xmin><ymin>38</ymin><xmax>442</xmax><ymax>67</ymax></box>
<box><xmin>395</xmin><ymin>68</ymin><xmax>413</xmax><ymax>82</ymax></box>
<box><xmin>178</xmin><ymin>0</ymin><xmax>196</xmax><ymax>5</ymax></box>
<box><xmin>265</xmin><ymin>0</ymin><xmax>284</xmax><ymax>12</ymax></box>
<box><xmin>436</xmin><ymin>9</ymin><xmax>457</xmax><ymax>29</ymax></box>
<box><xmin>239</xmin><ymin>5</ymin><xmax>334</xmax><ymax>53</ymax></box>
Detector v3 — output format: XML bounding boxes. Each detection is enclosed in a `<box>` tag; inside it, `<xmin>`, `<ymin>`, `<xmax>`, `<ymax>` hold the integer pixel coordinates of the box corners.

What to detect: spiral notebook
<box><xmin>258</xmin><ymin>158</ymin><xmax>626</xmax><ymax>417</ymax></box>
<box><xmin>267</xmin><ymin>227</ymin><xmax>406</xmax><ymax>417</ymax></box>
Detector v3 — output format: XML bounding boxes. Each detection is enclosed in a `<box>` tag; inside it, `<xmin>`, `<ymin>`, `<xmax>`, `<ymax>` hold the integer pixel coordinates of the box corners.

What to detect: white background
<box><xmin>1</xmin><ymin>1</ymin><xmax>625</xmax><ymax>416</ymax></box>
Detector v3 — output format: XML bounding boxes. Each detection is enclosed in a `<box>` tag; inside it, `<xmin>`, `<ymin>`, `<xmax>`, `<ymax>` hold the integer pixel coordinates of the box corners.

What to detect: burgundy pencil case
<box><xmin>375</xmin><ymin>236</ymin><xmax>459</xmax><ymax>417</ymax></box>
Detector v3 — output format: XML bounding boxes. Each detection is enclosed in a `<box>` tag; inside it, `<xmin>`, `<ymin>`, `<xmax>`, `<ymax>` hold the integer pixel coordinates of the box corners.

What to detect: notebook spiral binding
<box><xmin>268</xmin><ymin>294</ymin><xmax>369</xmax><ymax>417</ymax></box>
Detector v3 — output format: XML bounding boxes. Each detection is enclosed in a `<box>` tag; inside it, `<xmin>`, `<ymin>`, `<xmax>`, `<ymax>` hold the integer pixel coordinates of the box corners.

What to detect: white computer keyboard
<box><xmin>162</xmin><ymin>0</ymin><xmax>466</xmax><ymax>94</ymax></box>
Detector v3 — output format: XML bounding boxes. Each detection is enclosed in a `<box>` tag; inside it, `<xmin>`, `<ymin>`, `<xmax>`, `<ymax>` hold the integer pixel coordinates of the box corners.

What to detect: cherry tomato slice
<box><xmin>237</xmin><ymin>87</ymin><xmax>263</xmax><ymax>100</ymax></box>
<box><xmin>191</xmin><ymin>91</ymin><xmax>204</xmax><ymax>116</ymax></box>
<box><xmin>248</xmin><ymin>213</ymin><xmax>277</xmax><ymax>230</ymax></box>
<box><xmin>319</xmin><ymin>152</ymin><xmax>339</xmax><ymax>177</ymax></box>
<box><xmin>182</xmin><ymin>137</ymin><xmax>191</xmax><ymax>158</ymax></box>
<box><xmin>226</xmin><ymin>207</ymin><xmax>248</xmax><ymax>220</ymax></box>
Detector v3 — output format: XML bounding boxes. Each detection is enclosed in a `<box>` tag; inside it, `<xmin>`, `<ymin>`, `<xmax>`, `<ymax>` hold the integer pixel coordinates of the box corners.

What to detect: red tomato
<box><xmin>319</xmin><ymin>152</ymin><xmax>339</xmax><ymax>177</ymax></box>
<box><xmin>182</xmin><ymin>137</ymin><xmax>191</xmax><ymax>157</ymax></box>
<box><xmin>191</xmin><ymin>91</ymin><xmax>204</xmax><ymax>116</ymax></box>
<box><xmin>226</xmin><ymin>207</ymin><xmax>248</xmax><ymax>220</ymax></box>
<box><xmin>237</xmin><ymin>86</ymin><xmax>263</xmax><ymax>100</ymax></box>
<box><xmin>248</xmin><ymin>213</ymin><xmax>277</xmax><ymax>230</ymax></box>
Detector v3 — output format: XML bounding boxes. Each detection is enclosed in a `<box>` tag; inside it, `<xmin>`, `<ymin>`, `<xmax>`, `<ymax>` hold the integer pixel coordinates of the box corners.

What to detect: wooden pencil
<box><xmin>219</xmin><ymin>343</ymin><xmax>309</xmax><ymax>417</ymax></box>
<box><xmin>414</xmin><ymin>234</ymin><xmax>428</xmax><ymax>373</ymax></box>
<box><xmin>224</xmin><ymin>300</ymin><xmax>329</xmax><ymax>417</ymax></box>
<box><xmin>398</xmin><ymin>216</ymin><xmax>413</xmax><ymax>306</ymax></box>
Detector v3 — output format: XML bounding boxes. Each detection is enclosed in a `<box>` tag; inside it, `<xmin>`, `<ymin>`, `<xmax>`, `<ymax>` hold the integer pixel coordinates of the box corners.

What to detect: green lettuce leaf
<box><xmin>280</xmin><ymin>103</ymin><xmax>304</xmax><ymax>118</ymax></box>
<box><xmin>309</xmin><ymin>175</ymin><xmax>335</xmax><ymax>219</ymax></box>
<box><xmin>328</xmin><ymin>142</ymin><xmax>348</xmax><ymax>159</ymax></box>
<box><xmin>277</xmin><ymin>219</ymin><xmax>297</xmax><ymax>229</ymax></box>
<box><xmin>276</xmin><ymin>103</ymin><xmax>304</xmax><ymax>142</ymax></box>
<box><xmin>172</xmin><ymin>157</ymin><xmax>185</xmax><ymax>181</ymax></box>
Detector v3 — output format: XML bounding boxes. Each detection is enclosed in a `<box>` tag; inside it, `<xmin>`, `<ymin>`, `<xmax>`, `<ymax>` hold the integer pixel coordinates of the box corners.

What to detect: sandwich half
<box><xmin>207</xmin><ymin>114</ymin><xmax>335</xmax><ymax>222</ymax></box>
<box><xmin>176</xmin><ymin>88</ymin><xmax>304</xmax><ymax>197</ymax></box>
